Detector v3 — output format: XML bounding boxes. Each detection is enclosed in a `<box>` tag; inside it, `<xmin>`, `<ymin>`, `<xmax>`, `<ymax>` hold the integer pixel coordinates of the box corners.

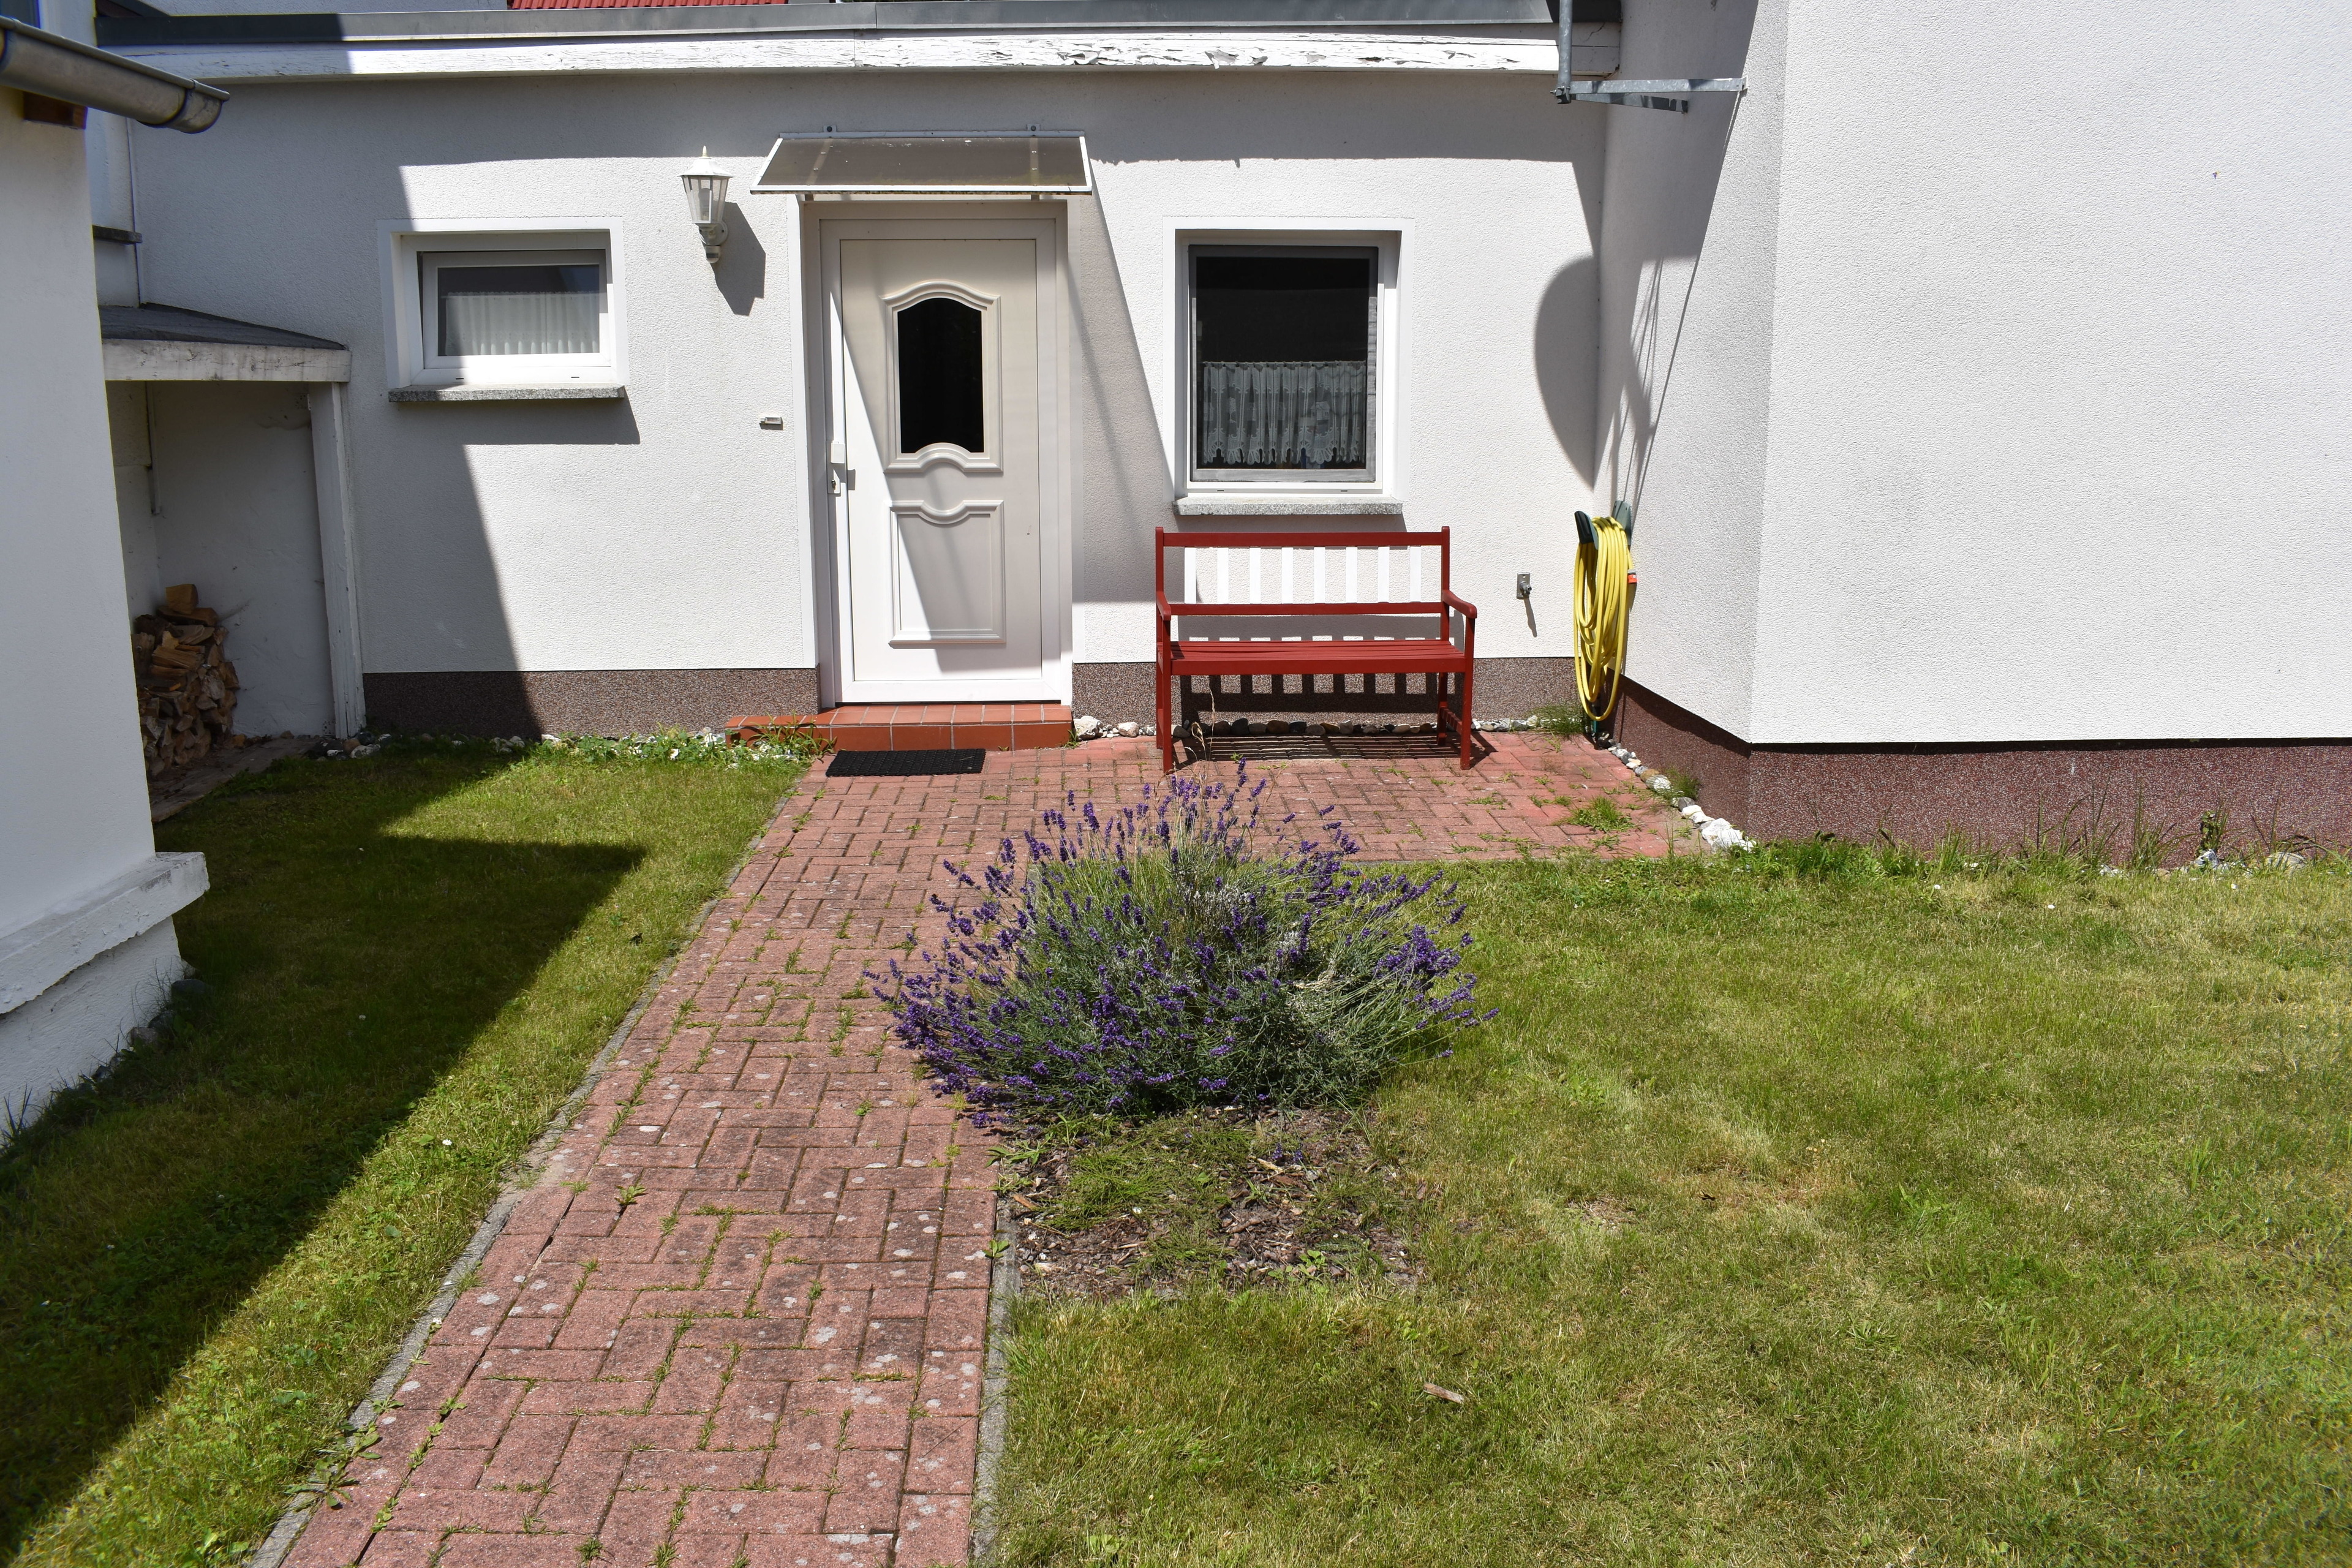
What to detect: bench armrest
<box><xmin>1444</xmin><ymin>589</ymin><xmax>1477</xmax><ymax>660</ymax></box>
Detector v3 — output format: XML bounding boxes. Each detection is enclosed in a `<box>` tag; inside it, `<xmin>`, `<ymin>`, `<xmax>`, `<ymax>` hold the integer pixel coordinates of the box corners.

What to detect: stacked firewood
<box><xmin>131</xmin><ymin>584</ymin><xmax>239</xmax><ymax>774</ymax></box>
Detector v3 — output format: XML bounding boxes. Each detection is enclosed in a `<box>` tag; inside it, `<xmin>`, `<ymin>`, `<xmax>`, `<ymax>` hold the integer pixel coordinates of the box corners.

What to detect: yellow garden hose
<box><xmin>1573</xmin><ymin>511</ymin><xmax>1635</xmax><ymax>723</ymax></box>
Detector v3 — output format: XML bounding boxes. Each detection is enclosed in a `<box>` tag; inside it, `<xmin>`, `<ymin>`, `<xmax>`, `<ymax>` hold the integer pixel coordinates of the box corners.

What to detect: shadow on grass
<box><xmin>0</xmin><ymin>754</ymin><xmax>641</xmax><ymax>1554</ymax></box>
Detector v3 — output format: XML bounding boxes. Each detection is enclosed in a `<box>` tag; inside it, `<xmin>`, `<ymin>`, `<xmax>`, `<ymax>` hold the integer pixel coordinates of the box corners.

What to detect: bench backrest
<box><xmin>1156</xmin><ymin>528</ymin><xmax>1451</xmax><ymax>642</ymax></box>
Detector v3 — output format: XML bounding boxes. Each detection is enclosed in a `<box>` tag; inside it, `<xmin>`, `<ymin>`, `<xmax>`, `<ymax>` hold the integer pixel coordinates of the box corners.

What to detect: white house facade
<box><xmin>1</xmin><ymin>6</ymin><xmax>225</xmax><ymax>1130</ymax></box>
<box><xmin>71</xmin><ymin>0</ymin><xmax>2352</xmax><ymax>850</ymax></box>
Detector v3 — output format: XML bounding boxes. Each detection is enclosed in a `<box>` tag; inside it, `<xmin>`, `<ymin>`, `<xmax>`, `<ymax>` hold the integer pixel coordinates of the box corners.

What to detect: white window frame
<box><xmin>1169</xmin><ymin>225</ymin><xmax>1403</xmax><ymax>503</ymax></box>
<box><xmin>378</xmin><ymin>219</ymin><xmax>627</xmax><ymax>391</ymax></box>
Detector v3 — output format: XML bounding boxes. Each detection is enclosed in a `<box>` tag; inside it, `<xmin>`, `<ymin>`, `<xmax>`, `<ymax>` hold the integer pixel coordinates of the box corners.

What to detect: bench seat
<box><xmin>1166</xmin><ymin>636</ymin><xmax>1469</xmax><ymax>677</ymax></box>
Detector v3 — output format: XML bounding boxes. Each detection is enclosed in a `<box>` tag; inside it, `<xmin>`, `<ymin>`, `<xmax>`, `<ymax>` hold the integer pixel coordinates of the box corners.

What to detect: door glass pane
<box><xmin>1194</xmin><ymin>254</ymin><xmax>1372</xmax><ymax>472</ymax></box>
<box><xmin>435</xmin><ymin>262</ymin><xmax>600</xmax><ymax>356</ymax></box>
<box><xmin>897</xmin><ymin>296</ymin><xmax>984</xmax><ymax>454</ymax></box>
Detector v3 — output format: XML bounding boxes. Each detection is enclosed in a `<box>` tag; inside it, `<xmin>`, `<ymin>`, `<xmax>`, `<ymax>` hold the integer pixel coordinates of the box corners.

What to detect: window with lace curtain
<box><xmin>420</xmin><ymin>247</ymin><xmax>608</xmax><ymax>374</ymax></box>
<box><xmin>383</xmin><ymin>225</ymin><xmax>623</xmax><ymax>391</ymax></box>
<box><xmin>1189</xmin><ymin>246</ymin><xmax>1377</xmax><ymax>483</ymax></box>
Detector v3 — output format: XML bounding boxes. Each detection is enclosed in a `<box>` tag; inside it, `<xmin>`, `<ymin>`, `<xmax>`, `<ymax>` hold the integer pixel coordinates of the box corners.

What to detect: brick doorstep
<box><xmin>277</xmin><ymin>735</ymin><xmax>1676</xmax><ymax>1568</ymax></box>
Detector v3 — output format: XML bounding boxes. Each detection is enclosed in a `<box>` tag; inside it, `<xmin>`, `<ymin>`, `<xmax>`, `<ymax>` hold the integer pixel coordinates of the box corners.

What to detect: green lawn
<box><xmin>0</xmin><ymin>739</ymin><xmax>806</xmax><ymax>1567</ymax></box>
<box><xmin>993</xmin><ymin>853</ymin><xmax>2352</xmax><ymax>1566</ymax></box>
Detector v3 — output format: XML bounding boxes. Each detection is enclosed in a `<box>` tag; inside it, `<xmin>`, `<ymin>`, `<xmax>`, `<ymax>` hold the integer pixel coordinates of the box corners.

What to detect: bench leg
<box><xmin>1458</xmin><ymin>666</ymin><xmax>1474</xmax><ymax>769</ymax></box>
<box><xmin>1156</xmin><ymin>662</ymin><xmax>1174</xmax><ymax>774</ymax></box>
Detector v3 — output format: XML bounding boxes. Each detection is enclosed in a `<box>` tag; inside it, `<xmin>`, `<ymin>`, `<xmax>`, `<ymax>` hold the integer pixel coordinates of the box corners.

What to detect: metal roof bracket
<box><xmin>1554</xmin><ymin>5</ymin><xmax>1740</xmax><ymax>112</ymax></box>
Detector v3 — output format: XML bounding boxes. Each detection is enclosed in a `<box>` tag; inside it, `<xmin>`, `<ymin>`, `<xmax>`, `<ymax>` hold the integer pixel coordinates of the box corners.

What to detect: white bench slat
<box><xmin>1171</xmin><ymin>542</ymin><xmax>1442</xmax><ymax>644</ymax></box>
<box><xmin>1172</xmin><ymin>543</ymin><xmax>1438</xmax><ymax>606</ymax></box>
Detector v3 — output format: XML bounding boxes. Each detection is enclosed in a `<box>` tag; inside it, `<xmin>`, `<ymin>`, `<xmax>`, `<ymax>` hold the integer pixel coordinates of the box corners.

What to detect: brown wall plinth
<box><xmin>1612</xmin><ymin>679</ymin><xmax>2351</xmax><ymax>861</ymax></box>
<box><xmin>364</xmin><ymin>669</ymin><xmax>823</xmax><ymax>737</ymax></box>
<box><xmin>1071</xmin><ymin>662</ymin><xmax>1161</xmax><ymax>728</ymax></box>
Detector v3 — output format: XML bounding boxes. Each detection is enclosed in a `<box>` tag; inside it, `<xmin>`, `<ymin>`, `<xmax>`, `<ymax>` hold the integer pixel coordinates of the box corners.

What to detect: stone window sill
<box><xmin>389</xmin><ymin>383</ymin><xmax>626</xmax><ymax>403</ymax></box>
<box><xmin>1174</xmin><ymin>494</ymin><xmax>1402</xmax><ymax>516</ymax></box>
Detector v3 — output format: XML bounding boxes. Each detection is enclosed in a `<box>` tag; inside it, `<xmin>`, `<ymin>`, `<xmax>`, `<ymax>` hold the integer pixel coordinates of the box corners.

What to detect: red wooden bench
<box><xmin>1154</xmin><ymin>526</ymin><xmax>1479</xmax><ymax>772</ymax></box>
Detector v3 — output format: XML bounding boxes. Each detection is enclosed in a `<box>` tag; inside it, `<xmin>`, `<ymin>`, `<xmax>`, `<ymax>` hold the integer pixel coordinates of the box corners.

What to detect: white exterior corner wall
<box><xmin>123</xmin><ymin>59</ymin><xmax>1607</xmax><ymax>704</ymax></box>
<box><xmin>1610</xmin><ymin>0</ymin><xmax>2352</xmax><ymax>747</ymax></box>
<box><xmin>1</xmin><ymin>93</ymin><xmax>197</xmax><ymax>1129</ymax></box>
<box><xmin>1594</xmin><ymin>0</ymin><xmax>1783</xmax><ymax>741</ymax></box>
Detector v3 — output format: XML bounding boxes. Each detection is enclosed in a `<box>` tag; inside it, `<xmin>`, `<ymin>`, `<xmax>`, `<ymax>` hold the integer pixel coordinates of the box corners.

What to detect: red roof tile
<box><xmin>508</xmin><ymin>0</ymin><xmax>793</xmax><ymax>9</ymax></box>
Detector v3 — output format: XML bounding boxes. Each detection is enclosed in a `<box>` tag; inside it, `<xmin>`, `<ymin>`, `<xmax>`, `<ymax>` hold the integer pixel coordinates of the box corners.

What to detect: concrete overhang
<box><xmin>97</xmin><ymin>0</ymin><xmax>1623</xmax><ymax>83</ymax></box>
<box><xmin>101</xmin><ymin>303</ymin><xmax>351</xmax><ymax>383</ymax></box>
<box><xmin>102</xmin><ymin>0</ymin><xmax>1600</xmax><ymax>48</ymax></box>
<box><xmin>0</xmin><ymin>853</ymin><xmax>208</xmax><ymax>1015</ymax></box>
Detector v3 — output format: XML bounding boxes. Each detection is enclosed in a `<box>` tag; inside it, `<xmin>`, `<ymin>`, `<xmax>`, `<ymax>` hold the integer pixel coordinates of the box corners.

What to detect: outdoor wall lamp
<box><xmin>679</xmin><ymin>147</ymin><xmax>731</xmax><ymax>263</ymax></box>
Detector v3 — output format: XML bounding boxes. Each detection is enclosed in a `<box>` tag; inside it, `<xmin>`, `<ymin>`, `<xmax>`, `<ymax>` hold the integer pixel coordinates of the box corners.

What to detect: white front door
<box><xmin>824</xmin><ymin>221</ymin><xmax>1060</xmax><ymax>702</ymax></box>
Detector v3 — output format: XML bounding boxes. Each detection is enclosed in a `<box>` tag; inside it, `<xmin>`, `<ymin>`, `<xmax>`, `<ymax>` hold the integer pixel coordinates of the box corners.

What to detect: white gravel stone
<box><xmin>1072</xmin><ymin>714</ymin><xmax>1101</xmax><ymax>739</ymax></box>
<box><xmin>1700</xmin><ymin>818</ymin><xmax>1752</xmax><ymax>852</ymax></box>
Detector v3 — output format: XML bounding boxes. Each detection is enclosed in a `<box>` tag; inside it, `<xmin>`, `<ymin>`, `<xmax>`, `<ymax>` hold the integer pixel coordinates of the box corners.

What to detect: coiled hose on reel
<box><xmin>1573</xmin><ymin>511</ymin><xmax>1635</xmax><ymax>723</ymax></box>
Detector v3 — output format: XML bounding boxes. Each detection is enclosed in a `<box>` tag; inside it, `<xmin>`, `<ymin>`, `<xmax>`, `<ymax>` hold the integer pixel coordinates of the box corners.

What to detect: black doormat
<box><xmin>825</xmin><ymin>747</ymin><xmax>988</xmax><ymax>778</ymax></box>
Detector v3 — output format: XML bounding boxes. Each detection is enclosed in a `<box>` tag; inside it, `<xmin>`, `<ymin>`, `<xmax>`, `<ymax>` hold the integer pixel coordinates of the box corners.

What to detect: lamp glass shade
<box><xmin>680</xmin><ymin>149</ymin><xmax>730</xmax><ymax>227</ymax></box>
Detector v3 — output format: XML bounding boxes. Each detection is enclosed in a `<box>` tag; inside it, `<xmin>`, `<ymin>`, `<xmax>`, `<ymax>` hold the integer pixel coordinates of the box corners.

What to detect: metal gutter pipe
<box><xmin>0</xmin><ymin>16</ymin><xmax>227</xmax><ymax>131</ymax></box>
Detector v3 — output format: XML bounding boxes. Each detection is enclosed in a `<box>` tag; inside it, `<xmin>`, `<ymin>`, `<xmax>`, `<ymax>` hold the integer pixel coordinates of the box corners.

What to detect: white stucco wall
<box><xmin>1605</xmin><ymin>0</ymin><xmax>2352</xmax><ymax>745</ymax></box>
<box><xmin>0</xmin><ymin>921</ymin><xmax>184</xmax><ymax>1135</ymax></box>
<box><xmin>125</xmin><ymin>65</ymin><xmax>1605</xmax><ymax>694</ymax></box>
<box><xmin>111</xmin><ymin>381</ymin><xmax>339</xmax><ymax>736</ymax></box>
<box><xmin>1594</xmin><ymin>0</ymin><xmax>1781</xmax><ymax>741</ymax></box>
<box><xmin>1</xmin><ymin>93</ymin><xmax>194</xmax><ymax>1123</ymax></box>
<box><xmin>0</xmin><ymin>100</ymin><xmax>168</xmax><ymax>937</ymax></box>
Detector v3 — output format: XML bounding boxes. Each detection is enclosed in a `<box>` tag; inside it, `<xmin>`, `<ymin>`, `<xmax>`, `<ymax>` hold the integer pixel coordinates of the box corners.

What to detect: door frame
<box><xmin>809</xmin><ymin>206</ymin><xmax>1071</xmax><ymax>707</ymax></box>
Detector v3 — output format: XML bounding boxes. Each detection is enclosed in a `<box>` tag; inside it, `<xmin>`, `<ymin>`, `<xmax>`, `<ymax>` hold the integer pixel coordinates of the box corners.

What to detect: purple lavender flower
<box><xmin>869</xmin><ymin>769</ymin><xmax>1484</xmax><ymax>1129</ymax></box>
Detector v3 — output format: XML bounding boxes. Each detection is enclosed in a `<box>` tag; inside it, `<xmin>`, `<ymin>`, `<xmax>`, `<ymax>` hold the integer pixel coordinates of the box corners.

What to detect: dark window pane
<box><xmin>436</xmin><ymin>264</ymin><xmax>599</xmax><ymax>356</ymax></box>
<box><xmin>1195</xmin><ymin>255</ymin><xmax>1371</xmax><ymax>363</ymax></box>
<box><xmin>897</xmin><ymin>296</ymin><xmax>985</xmax><ymax>454</ymax></box>
<box><xmin>1195</xmin><ymin>254</ymin><xmax>1373</xmax><ymax>471</ymax></box>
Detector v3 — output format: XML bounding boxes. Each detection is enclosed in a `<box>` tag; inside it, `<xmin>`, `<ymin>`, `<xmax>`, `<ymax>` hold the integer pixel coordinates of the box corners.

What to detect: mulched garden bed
<box><xmin>1002</xmin><ymin>1107</ymin><xmax>1422</xmax><ymax>1300</ymax></box>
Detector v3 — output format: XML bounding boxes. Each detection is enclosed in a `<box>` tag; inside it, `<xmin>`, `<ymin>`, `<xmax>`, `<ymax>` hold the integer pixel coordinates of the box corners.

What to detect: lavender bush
<box><xmin>874</xmin><ymin>767</ymin><xmax>1485</xmax><ymax>1127</ymax></box>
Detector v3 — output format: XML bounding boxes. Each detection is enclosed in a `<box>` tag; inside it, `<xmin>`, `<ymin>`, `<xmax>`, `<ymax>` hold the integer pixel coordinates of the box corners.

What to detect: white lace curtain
<box><xmin>1198</xmin><ymin>360</ymin><xmax>1368</xmax><ymax>469</ymax></box>
<box><xmin>438</xmin><ymin>279</ymin><xmax>599</xmax><ymax>356</ymax></box>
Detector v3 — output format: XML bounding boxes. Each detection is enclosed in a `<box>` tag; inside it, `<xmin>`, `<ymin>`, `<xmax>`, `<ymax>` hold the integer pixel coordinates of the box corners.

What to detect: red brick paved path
<box><xmin>285</xmin><ymin>736</ymin><xmax>1674</xmax><ymax>1568</ymax></box>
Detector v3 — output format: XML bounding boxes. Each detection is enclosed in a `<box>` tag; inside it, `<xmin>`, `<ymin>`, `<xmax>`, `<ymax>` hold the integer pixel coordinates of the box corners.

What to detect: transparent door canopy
<box><xmin>753</xmin><ymin>133</ymin><xmax>1091</xmax><ymax>194</ymax></box>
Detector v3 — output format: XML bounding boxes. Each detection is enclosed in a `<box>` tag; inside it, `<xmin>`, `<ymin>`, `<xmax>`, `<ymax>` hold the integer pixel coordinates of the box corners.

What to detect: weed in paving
<box><xmin>1566</xmin><ymin>795</ymin><xmax>1632</xmax><ymax>833</ymax></box>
